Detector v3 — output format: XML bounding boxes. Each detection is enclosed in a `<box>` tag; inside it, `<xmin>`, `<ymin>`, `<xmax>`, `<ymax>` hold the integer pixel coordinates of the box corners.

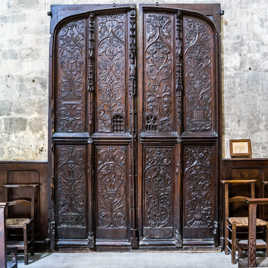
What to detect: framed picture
<box><xmin>230</xmin><ymin>139</ymin><xmax>252</xmax><ymax>158</ymax></box>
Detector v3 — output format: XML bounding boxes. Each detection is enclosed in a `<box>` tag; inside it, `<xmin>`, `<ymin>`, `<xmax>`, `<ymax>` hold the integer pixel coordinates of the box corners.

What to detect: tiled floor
<box><xmin>18</xmin><ymin>251</ymin><xmax>238</xmax><ymax>268</ymax></box>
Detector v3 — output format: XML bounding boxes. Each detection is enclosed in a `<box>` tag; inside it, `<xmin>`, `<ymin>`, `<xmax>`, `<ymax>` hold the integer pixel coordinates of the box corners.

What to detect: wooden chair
<box><xmin>0</xmin><ymin>203</ymin><xmax>17</xmax><ymax>268</ymax></box>
<box><xmin>221</xmin><ymin>179</ymin><xmax>268</xmax><ymax>264</ymax></box>
<box><xmin>237</xmin><ymin>198</ymin><xmax>268</xmax><ymax>267</ymax></box>
<box><xmin>2</xmin><ymin>184</ymin><xmax>39</xmax><ymax>265</ymax></box>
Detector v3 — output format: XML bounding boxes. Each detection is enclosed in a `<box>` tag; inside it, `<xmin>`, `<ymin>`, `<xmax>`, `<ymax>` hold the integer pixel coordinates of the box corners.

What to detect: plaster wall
<box><xmin>0</xmin><ymin>0</ymin><xmax>268</xmax><ymax>160</ymax></box>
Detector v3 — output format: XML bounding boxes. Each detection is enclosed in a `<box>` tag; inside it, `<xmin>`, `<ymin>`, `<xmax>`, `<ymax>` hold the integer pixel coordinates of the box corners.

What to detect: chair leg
<box><xmin>238</xmin><ymin>246</ymin><xmax>242</xmax><ymax>259</ymax></box>
<box><xmin>225</xmin><ymin>220</ymin><xmax>229</xmax><ymax>255</ymax></box>
<box><xmin>266</xmin><ymin>225</ymin><xmax>268</xmax><ymax>257</ymax></box>
<box><xmin>231</xmin><ymin>224</ymin><xmax>237</xmax><ymax>264</ymax></box>
<box><xmin>23</xmin><ymin>225</ymin><xmax>28</xmax><ymax>265</ymax></box>
<box><xmin>31</xmin><ymin>222</ymin><xmax>35</xmax><ymax>256</ymax></box>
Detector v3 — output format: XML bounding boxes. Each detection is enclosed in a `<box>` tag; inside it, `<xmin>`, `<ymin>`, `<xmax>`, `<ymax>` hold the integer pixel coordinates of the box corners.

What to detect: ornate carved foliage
<box><xmin>96</xmin><ymin>146</ymin><xmax>128</xmax><ymax>228</ymax></box>
<box><xmin>175</xmin><ymin>12</ymin><xmax>183</xmax><ymax>133</ymax></box>
<box><xmin>56</xmin><ymin>19</ymin><xmax>86</xmax><ymax>132</ymax></box>
<box><xmin>144</xmin><ymin>13</ymin><xmax>174</xmax><ymax>132</ymax></box>
<box><xmin>128</xmin><ymin>9</ymin><xmax>136</xmax><ymax>135</ymax></box>
<box><xmin>183</xmin><ymin>16</ymin><xmax>214</xmax><ymax>132</ymax></box>
<box><xmin>88</xmin><ymin>14</ymin><xmax>95</xmax><ymax>93</ymax></box>
<box><xmin>144</xmin><ymin>147</ymin><xmax>174</xmax><ymax>238</ymax></box>
<box><xmin>129</xmin><ymin>10</ymin><xmax>136</xmax><ymax>98</ymax></box>
<box><xmin>96</xmin><ymin>14</ymin><xmax>126</xmax><ymax>132</ymax></box>
<box><xmin>183</xmin><ymin>145</ymin><xmax>215</xmax><ymax>231</ymax></box>
<box><xmin>55</xmin><ymin>145</ymin><xmax>87</xmax><ymax>237</ymax></box>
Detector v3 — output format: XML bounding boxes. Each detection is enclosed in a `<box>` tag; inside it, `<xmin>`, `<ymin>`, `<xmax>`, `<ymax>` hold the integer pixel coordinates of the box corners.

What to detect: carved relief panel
<box><xmin>55</xmin><ymin>19</ymin><xmax>86</xmax><ymax>133</ymax></box>
<box><xmin>183</xmin><ymin>15</ymin><xmax>216</xmax><ymax>135</ymax></box>
<box><xmin>139</xmin><ymin>8</ymin><xmax>182</xmax><ymax>248</ymax></box>
<box><xmin>183</xmin><ymin>144</ymin><xmax>217</xmax><ymax>243</ymax></box>
<box><xmin>55</xmin><ymin>145</ymin><xmax>87</xmax><ymax>239</ymax></box>
<box><xmin>95</xmin><ymin>145</ymin><xmax>129</xmax><ymax>239</ymax></box>
<box><xmin>95</xmin><ymin>13</ymin><xmax>127</xmax><ymax>133</ymax></box>
<box><xmin>143</xmin><ymin>12</ymin><xmax>175</xmax><ymax>132</ymax></box>
<box><xmin>143</xmin><ymin>147</ymin><xmax>175</xmax><ymax>240</ymax></box>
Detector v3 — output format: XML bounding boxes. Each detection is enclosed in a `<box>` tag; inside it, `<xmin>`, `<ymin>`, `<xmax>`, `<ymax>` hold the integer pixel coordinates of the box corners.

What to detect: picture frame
<box><xmin>230</xmin><ymin>139</ymin><xmax>252</xmax><ymax>158</ymax></box>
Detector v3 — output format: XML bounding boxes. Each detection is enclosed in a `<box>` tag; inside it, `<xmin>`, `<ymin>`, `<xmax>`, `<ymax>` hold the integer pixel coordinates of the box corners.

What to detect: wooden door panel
<box><xmin>91</xmin><ymin>8</ymin><xmax>137</xmax><ymax>247</ymax></box>
<box><xmin>138</xmin><ymin>7</ymin><xmax>182</xmax><ymax>248</ymax></box>
<box><xmin>183</xmin><ymin>15</ymin><xmax>217</xmax><ymax>137</ymax></box>
<box><xmin>55</xmin><ymin>19</ymin><xmax>87</xmax><ymax>133</ymax></box>
<box><xmin>54</xmin><ymin>145</ymin><xmax>88</xmax><ymax>240</ymax></box>
<box><xmin>95</xmin><ymin>13</ymin><xmax>128</xmax><ymax>133</ymax></box>
<box><xmin>95</xmin><ymin>145</ymin><xmax>130</xmax><ymax>240</ymax></box>
<box><xmin>50</xmin><ymin>6</ymin><xmax>137</xmax><ymax>249</ymax></box>
<box><xmin>52</xmin><ymin>15</ymin><xmax>89</xmax><ymax>248</ymax></box>
<box><xmin>142</xmin><ymin>146</ymin><xmax>175</xmax><ymax>240</ymax></box>
<box><xmin>143</xmin><ymin>12</ymin><xmax>176</xmax><ymax>132</ymax></box>
<box><xmin>139</xmin><ymin>5</ymin><xmax>220</xmax><ymax>248</ymax></box>
<box><xmin>182</xmin><ymin>143</ymin><xmax>217</xmax><ymax>245</ymax></box>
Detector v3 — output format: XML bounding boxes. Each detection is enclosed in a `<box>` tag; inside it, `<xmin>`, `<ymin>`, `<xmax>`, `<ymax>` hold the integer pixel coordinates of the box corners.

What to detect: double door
<box><xmin>49</xmin><ymin>4</ymin><xmax>221</xmax><ymax>249</ymax></box>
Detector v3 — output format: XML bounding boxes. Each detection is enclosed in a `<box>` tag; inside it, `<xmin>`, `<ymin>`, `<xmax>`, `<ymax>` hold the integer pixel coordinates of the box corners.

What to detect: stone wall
<box><xmin>0</xmin><ymin>0</ymin><xmax>267</xmax><ymax>160</ymax></box>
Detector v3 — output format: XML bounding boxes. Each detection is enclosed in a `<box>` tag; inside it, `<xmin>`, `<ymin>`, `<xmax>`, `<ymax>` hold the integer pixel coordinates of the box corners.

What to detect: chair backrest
<box><xmin>221</xmin><ymin>179</ymin><xmax>257</xmax><ymax>219</ymax></box>
<box><xmin>2</xmin><ymin>184</ymin><xmax>39</xmax><ymax>220</ymax></box>
<box><xmin>7</xmin><ymin>199</ymin><xmax>33</xmax><ymax>219</ymax></box>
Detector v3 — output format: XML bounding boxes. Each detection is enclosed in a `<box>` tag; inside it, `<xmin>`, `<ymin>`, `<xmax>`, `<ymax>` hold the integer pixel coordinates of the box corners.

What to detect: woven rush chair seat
<box><xmin>238</xmin><ymin>238</ymin><xmax>267</xmax><ymax>248</ymax></box>
<box><xmin>228</xmin><ymin>217</ymin><xmax>267</xmax><ymax>227</ymax></box>
<box><xmin>6</xmin><ymin>218</ymin><xmax>32</xmax><ymax>228</ymax></box>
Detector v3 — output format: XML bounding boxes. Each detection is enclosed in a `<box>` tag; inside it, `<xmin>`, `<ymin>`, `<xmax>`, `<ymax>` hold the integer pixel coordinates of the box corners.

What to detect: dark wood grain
<box><xmin>49</xmin><ymin>3</ymin><xmax>221</xmax><ymax>250</ymax></box>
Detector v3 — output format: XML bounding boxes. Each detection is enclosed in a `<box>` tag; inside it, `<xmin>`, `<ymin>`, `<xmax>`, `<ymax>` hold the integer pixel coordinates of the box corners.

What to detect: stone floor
<box><xmin>17</xmin><ymin>251</ymin><xmax>239</xmax><ymax>268</ymax></box>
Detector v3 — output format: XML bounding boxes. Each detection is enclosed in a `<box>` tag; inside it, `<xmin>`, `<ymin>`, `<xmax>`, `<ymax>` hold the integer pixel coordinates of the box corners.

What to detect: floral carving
<box><xmin>183</xmin><ymin>16</ymin><xmax>214</xmax><ymax>132</ymax></box>
<box><xmin>96</xmin><ymin>146</ymin><xmax>127</xmax><ymax>228</ymax></box>
<box><xmin>56</xmin><ymin>20</ymin><xmax>86</xmax><ymax>132</ymax></box>
<box><xmin>55</xmin><ymin>145</ymin><xmax>87</xmax><ymax>237</ymax></box>
<box><xmin>175</xmin><ymin>11</ymin><xmax>183</xmax><ymax>133</ymax></box>
<box><xmin>144</xmin><ymin>147</ymin><xmax>174</xmax><ymax>239</ymax></box>
<box><xmin>96</xmin><ymin>14</ymin><xmax>126</xmax><ymax>132</ymax></box>
<box><xmin>183</xmin><ymin>145</ymin><xmax>215</xmax><ymax>231</ymax></box>
<box><xmin>128</xmin><ymin>9</ymin><xmax>136</xmax><ymax>134</ymax></box>
<box><xmin>56</xmin><ymin>104</ymin><xmax>83</xmax><ymax>132</ymax></box>
<box><xmin>144</xmin><ymin>14</ymin><xmax>174</xmax><ymax>132</ymax></box>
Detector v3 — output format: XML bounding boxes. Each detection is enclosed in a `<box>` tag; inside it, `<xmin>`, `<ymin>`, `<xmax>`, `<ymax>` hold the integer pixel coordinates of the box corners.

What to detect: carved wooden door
<box><xmin>49</xmin><ymin>5</ymin><xmax>138</xmax><ymax>249</ymax></box>
<box><xmin>137</xmin><ymin>5</ymin><xmax>220</xmax><ymax>248</ymax></box>
<box><xmin>49</xmin><ymin>4</ymin><xmax>221</xmax><ymax>250</ymax></box>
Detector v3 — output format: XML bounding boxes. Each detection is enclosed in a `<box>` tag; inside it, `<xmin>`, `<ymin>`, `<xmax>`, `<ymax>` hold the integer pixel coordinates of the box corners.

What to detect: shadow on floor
<box><xmin>238</xmin><ymin>253</ymin><xmax>268</xmax><ymax>267</ymax></box>
<box><xmin>17</xmin><ymin>252</ymin><xmax>51</xmax><ymax>266</ymax></box>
